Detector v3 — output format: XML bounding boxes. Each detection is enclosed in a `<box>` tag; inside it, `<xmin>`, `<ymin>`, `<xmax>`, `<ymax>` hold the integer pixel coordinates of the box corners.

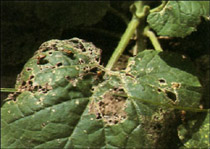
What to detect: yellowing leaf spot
<box><xmin>171</xmin><ymin>82</ymin><xmax>181</xmax><ymax>89</ymax></box>
<box><xmin>146</xmin><ymin>68</ymin><xmax>153</xmax><ymax>73</ymax></box>
<box><xmin>75</xmin><ymin>100</ymin><xmax>79</xmax><ymax>105</ymax></box>
<box><xmin>36</xmin><ymin>101</ymin><xmax>41</xmax><ymax>105</ymax></box>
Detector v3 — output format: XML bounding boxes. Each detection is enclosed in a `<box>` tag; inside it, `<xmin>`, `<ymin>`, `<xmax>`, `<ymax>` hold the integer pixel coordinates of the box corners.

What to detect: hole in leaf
<box><xmin>159</xmin><ymin>79</ymin><xmax>166</xmax><ymax>83</ymax></box>
<box><xmin>71</xmin><ymin>39</ymin><xmax>79</xmax><ymax>44</ymax></box>
<box><xmin>37</xmin><ymin>59</ymin><xmax>49</xmax><ymax>65</ymax></box>
<box><xmin>166</xmin><ymin>90</ymin><xmax>177</xmax><ymax>102</ymax></box>
<box><xmin>91</xmin><ymin>87</ymin><xmax>95</xmax><ymax>92</ymax></box>
<box><xmin>42</xmin><ymin>88</ymin><xmax>47</xmax><ymax>93</ymax></box>
<box><xmin>29</xmin><ymin>75</ymin><xmax>34</xmax><ymax>80</ymax></box>
<box><xmin>89</xmin><ymin>87</ymin><xmax>127</xmax><ymax>125</ymax></box>
<box><xmin>95</xmin><ymin>57</ymin><xmax>100</xmax><ymax>62</ymax></box>
<box><xmin>96</xmin><ymin>113</ymin><xmax>102</xmax><ymax>119</ymax></box>
<box><xmin>69</xmin><ymin>53</ymin><xmax>75</xmax><ymax>60</ymax></box>
<box><xmin>90</xmin><ymin>67</ymin><xmax>98</xmax><ymax>73</ymax></box>
<box><xmin>41</xmin><ymin>48</ymin><xmax>49</xmax><ymax>52</ymax></box>
<box><xmin>33</xmin><ymin>86</ymin><xmax>38</xmax><ymax>91</ymax></box>
<box><xmin>21</xmin><ymin>81</ymin><xmax>26</xmax><ymax>86</ymax></box>
<box><xmin>28</xmin><ymin>81</ymin><xmax>33</xmax><ymax>86</ymax></box>
<box><xmin>79</xmin><ymin>59</ymin><xmax>85</xmax><ymax>64</ymax></box>
<box><xmin>51</xmin><ymin>44</ymin><xmax>57</xmax><ymax>49</ymax></box>
<box><xmin>79</xmin><ymin>44</ymin><xmax>85</xmax><ymax>52</ymax></box>
<box><xmin>26</xmin><ymin>68</ymin><xmax>32</xmax><ymax>71</ymax></box>
<box><xmin>65</xmin><ymin>76</ymin><xmax>71</xmax><ymax>80</ymax></box>
<box><xmin>56</xmin><ymin>62</ymin><xmax>63</xmax><ymax>67</ymax></box>
<box><xmin>99</xmin><ymin>101</ymin><xmax>104</xmax><ymax>106</ymax></box>
<box><xmin>157</xmin><ymin>88</ymin><xmax>161</xmax><ymax>92</ymax></box>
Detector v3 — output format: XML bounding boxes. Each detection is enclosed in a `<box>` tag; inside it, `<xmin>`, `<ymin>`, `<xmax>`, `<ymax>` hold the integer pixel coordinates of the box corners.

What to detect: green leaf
<box><xmin>1</xmin><ymin>38</ymin><xmax>102</xmax><ymax>148</ymax></box>
<box><xmin>1</xmin><ymin>2</ymin><xmax>109</xmax><ymax>66</ymax></box>
<box><xmin>1</xmin><ymin>47</ymin><xmax>203</xmax><ymax>148</ymax></box>
<box><xmin>121</xmin><ymin>50</ymin><xmax>202</xmax><ymax>148</ymax></box>
<box><xmin>125</xmin><ymin>50</ymin><xmax>202</xmax><ymax>108</ymax></box>
<box><xmin>147</xmin><ymin>1</ymin><xmax>210</xmax><ymax>37</ymax></box>
<box><xmin>81</xmin><ymin>47</ymin><xmax>203</xmax><ymax>147</ymax></box>
<box><xmin>35</xmin><ymin>2</ymin><xmax>110</xmax><ymax>28</ymax></box>
<box><xmin>178</xmin><ymin>111</ymin><xmax>210</xmax><ymax>148</ymax></box>
<box><xmin>83</xmin><ymin>75</ymin><xmax>152</xmax><ymax>148</ymax></box>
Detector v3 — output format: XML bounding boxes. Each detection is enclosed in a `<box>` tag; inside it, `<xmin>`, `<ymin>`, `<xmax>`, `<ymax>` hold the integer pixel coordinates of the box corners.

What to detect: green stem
<box><xmin>105</xmin><ymin>16</ymin><xmax>140</xmax><ymax>70</ymax></box>
<box><xmin>144</xmin><ymin>26</ymin><xmax>163</xmax><ymax>52</ymax></box>
<box><xmin>150</xmin><ymin>0</ymin><xmax>167</xmax><ymax>13</ymax></box>
<box><xmin>1</xmin><ymin>88</ymin><xmax>17</xmax><ymax>93</ymax></box>
<box><xmin>135</xmin><ymin>18</ymin><xmax>146</xmax><ymax>53</ymax></box>
<box><xmin>106</xmin><ymin>2</ymin><xmax>150</xmax><ymax>70</ymax></box>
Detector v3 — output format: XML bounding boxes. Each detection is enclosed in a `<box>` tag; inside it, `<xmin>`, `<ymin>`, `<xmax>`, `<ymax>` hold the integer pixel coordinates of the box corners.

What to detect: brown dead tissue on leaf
<box><xmin>171</xmin><ymin>82</ymin><xmax>181</xmax><ymax>90</ymax></box>
<box><xmin>89</xmin><ymin>88</ymin><xmax>127</xmax><ymax>125</ymax></box>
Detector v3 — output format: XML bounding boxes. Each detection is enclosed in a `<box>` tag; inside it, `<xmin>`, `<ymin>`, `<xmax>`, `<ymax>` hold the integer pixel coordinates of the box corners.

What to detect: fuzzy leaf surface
<box><xmin>147</xmin><ymin>1</ymin><xmax>210</xmax><ymax>37</ymax></box>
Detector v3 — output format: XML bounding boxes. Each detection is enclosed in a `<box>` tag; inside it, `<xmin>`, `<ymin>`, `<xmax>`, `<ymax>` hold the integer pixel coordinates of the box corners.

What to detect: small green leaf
<box><xmin>147</xmin><ymin>1</ymin><xmax>210</xmax><ymax>37</ymax></box>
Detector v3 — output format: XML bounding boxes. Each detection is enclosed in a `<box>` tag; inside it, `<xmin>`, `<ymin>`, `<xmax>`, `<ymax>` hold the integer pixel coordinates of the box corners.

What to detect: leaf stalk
<box><xmin>144</xmin><ymin>26</ymin><xmax>163</xmax><ymax>52</ymax></box>
<box><xmin>106</xmin><ymin>2</ymin><xmax>150</xmax><ymax>70</ymax></box>
<box><xmin>1</xmin><ymin>88</ymin><xmax>17</xmax><ymax>93</ymax></box>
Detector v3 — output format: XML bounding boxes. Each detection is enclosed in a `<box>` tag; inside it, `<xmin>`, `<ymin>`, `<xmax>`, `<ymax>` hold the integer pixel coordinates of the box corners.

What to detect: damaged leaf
<box><xmin>0</xmin><ymin>47</ymin><xmax>204</xmax><ymax>148</ymax></box>
<box><xmin>1</xmin><ymin>38</ymin><xmax>102</xmax><ymax>148</ymax></box>
<box><xmin>87</xmin><ymin>75</ymin><xmax>152</xmax><ymax>148</ymax></box>
<box><xmin>125</xmin><ymin>50</ymin><xmax>202</xmax><ymax>108</ymax></box>
<box><xmin>147</xmin><ymin>1</ymin><xmax>210</xmax><ymax>37</ymax></box>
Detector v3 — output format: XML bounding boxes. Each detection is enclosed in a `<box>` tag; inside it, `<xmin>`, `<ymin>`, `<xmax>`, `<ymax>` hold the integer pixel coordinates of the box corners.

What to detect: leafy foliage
<box><xmin>125</xmin><ymin>50</ymin><xmax>202</xmax><ymax>108</ymax></box>
<box><xmin>1</xmin><ymin>1</ymin><xmax>109</xmax><ymax>66</ymax></box>
<box><xmin>35</xmin><ymin>2</ymin><xmax>110</xmax><ymax>29</ymax></box>
<box><xmin>1</xmin><ymin>1</ymin><xmax>209</xmax><ymax>148</ymax></box>
<box><xmin>147</xmin><ymin>1</ymin><xmax>210</xmax><ymax>37</ymax></box>
<box><xmin>1</xmin><ymin>45</ymin><xmax>203</xmax><ymax>148</ymax></box>
<box><xmin>1</xmin><ymin>38</ymin><xmax>102</xmax><ymax>148</ymax></box>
